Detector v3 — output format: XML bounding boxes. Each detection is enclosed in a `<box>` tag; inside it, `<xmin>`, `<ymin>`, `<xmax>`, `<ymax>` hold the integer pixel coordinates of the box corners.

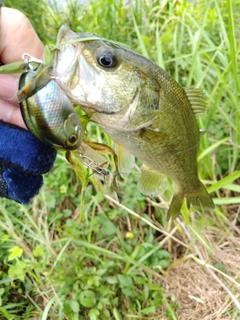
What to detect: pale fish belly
<box><xmin>98</xmin><ymin>122</ymin><xmax>200</xmax><ymax>193</ymax></box>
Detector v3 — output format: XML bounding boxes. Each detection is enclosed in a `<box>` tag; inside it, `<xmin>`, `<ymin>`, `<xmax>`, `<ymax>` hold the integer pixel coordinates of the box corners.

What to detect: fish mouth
<box><xmin>54</xmin><ymin>27</ymin><xmax>116</xmax><ymax>115</ymax></box>
<box><xmin>79</xmin><ymin>102</ymin><xmax>116</xmax><ymax>115</ymax></box>
<box><xmin>53</xmin><ymin>26</ymin><xmax>100</xmax><ymax>76</ymax></box>
<box><xmin>53</xmin><ymin>30</ymin><xmax>80</xmax><ymax>80</ymax></box>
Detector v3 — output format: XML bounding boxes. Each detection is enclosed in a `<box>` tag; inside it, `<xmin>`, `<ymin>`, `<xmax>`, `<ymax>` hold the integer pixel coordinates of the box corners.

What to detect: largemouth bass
<box><xmin>53</xmin><ymin>26</ymin><xmax>214</xmax><ymax>218</ymax></box>
<box><xmin>18</xmin><ymin>65</ymin><xmax>82</xmax><ymax>150</ymax></box>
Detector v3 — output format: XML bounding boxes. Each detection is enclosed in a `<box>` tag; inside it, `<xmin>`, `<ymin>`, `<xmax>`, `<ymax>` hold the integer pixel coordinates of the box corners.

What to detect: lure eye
<box><xmin>97</xmin><ymin>51</ymin><xmax>118</xmax><ymax>68</ymax></box>
<box><xmin>67</xmin><ymin>133</ymin><xmax>78</xmax><ymax>146</ymax></box>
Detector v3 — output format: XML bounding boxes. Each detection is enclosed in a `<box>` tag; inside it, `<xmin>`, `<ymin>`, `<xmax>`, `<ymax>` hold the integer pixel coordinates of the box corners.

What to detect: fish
<box><xmin>52</xmin><ymin>25</ymin><xmax>215</xmax><ymax>218</ymax></box>
<box><xmin>18</xmin><ymin>65</ymin><xmax>82</xmax><ymax>150</ymax></box>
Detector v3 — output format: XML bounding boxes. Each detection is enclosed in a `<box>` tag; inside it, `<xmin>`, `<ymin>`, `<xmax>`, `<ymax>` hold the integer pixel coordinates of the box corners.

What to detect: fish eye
<box><xmin>97</xmin><ymin>51</ymin><xmax>118</xmax><ymax>68</ymax></box>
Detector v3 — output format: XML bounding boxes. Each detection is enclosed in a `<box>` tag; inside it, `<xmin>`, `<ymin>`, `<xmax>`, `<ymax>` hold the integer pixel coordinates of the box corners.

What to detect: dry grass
<box><xmin>163</xmin><ymin>211</ymin><xmax>240</xmax><ymax>319</ymax></box>
<box><xmin>166</xmin><ymin>261</ymin><xmax>235</xmax><ymax>320</ymax></box>
<box><xmin>109</xmin><ymin>195</ymin><xmax>240</xmax><ymax>319</ymax></box>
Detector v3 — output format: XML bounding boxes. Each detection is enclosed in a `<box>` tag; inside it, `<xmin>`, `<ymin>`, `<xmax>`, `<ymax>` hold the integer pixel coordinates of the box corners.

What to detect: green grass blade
<box><xmin>208</xmin><ymin>171</ymin><xmax>240</xmax><ymax>193</ymax></box>
<box><xmin>198</xmin><ymin>137</ymin><xmax>229</xmax><ymax>161</ymax></box>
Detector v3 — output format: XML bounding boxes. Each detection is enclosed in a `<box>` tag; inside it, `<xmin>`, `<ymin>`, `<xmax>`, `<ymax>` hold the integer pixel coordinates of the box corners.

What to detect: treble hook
<box><xmin>80</xmin><ymin>154</ymin><xmax>109</xmax><ymax>176</ymax></box>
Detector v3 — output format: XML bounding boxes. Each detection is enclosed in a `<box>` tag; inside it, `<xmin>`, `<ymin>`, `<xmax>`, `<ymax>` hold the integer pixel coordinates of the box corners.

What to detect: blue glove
<box><xmin>0</xmin><ymin>120</ymin><xmax>57</xmax><ymax>204</ymax></box>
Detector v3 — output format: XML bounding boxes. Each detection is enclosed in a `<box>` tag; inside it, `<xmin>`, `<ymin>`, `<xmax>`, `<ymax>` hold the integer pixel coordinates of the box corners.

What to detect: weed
<box><xmin>1</xmin><ymin>0</ymin><xmax>240</xmax><ymax>319</ymax></box>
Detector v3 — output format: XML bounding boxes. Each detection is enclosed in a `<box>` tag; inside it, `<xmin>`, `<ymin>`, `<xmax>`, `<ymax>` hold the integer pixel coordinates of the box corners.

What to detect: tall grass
<box><xmin>1</xmin><ymin>0</ymin><xmax>240</xmax><ymax>319</ymax></box>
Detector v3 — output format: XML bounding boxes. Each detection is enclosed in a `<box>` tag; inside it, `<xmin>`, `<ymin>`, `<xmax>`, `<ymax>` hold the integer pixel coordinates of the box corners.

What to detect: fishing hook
<box><xmin>80</xmin><ymin>154</ymin><xmax>109</xmax><ymax>176</ymax></box>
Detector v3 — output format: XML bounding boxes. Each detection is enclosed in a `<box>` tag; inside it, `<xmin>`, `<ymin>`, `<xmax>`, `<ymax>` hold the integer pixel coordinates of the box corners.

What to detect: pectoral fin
<box><xmin>138</xmin><ymin>165</ymin><xmax>168</xmax><ymax>197</ymax></box>
<box><xmin>139</xmin><ymin>128</ymin><xmax>168</xmax><ymax>145</ymax></box>
<box><xmin>115</xmin><ymin>143</ymin><xmax>135</xmax><ymax>178</ymax></box>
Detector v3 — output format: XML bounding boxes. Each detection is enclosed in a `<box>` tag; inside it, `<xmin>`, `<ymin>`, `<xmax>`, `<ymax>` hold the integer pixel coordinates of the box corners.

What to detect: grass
<box><xmin>1</xmin><ymin>0</ymin><xmax>240</xmax><ymax>319</ymax></box>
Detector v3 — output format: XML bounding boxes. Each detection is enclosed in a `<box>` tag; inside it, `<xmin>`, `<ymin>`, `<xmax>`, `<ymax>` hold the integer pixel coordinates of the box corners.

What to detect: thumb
<box><xmin>0</xmin><ymin>7</ymin><xmax>44</xmax><ymax>64</ymax></box>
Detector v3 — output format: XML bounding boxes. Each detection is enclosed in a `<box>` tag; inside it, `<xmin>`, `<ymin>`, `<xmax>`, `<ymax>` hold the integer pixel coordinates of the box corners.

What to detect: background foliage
<box><xmin>0</xmin><ymin>0</ymin><xmax>240</xmax><ymax>319</ymax></box>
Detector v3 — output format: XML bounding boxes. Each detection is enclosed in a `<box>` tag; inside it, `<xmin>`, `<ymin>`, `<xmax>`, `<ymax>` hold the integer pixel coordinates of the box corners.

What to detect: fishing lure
<box><xmin>18</xmin><ymin>57</ymin><xmax>82</xmax><ymax>150</ymax></box>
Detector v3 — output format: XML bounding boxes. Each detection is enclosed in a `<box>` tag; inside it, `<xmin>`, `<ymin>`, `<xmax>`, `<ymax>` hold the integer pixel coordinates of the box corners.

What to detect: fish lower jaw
<box><xmin>80</xmin><ymin>104</ymin><xmax>115</xmax><ymax>115</ymax></box>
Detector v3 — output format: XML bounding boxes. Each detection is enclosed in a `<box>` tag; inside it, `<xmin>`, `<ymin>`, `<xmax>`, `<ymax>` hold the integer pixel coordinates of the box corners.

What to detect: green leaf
<box><xmin>214</xmin><ymin>263</ymin><xmax>224</xmax><ymax>271</ymax></box>
<box><xmin>141</xmin><ymin>305</ymin><xmax>156</xmax><ymax>315</ymax></box>
<box><xmin>113</xmin><ymin>307</ymin><xmax>122</xmax><ymax>320</ymax></box>
<box><xmin>188</xmin><ymin>226</ymin><xmax>213</xmax><ymax>254</ymax></box>
<box><xmin>89</xmin><ymin>308</ymin><xmax>100</xmax><ymax>320</ymax></box>
<box><xmin>158</xmin><ymin>259</ymin><xmax>171</xmax><ymax>269</ymax></box>
<box><xmin>42</xmin><ymin>297</ymin><xmax>56</xmax><ymax>320</ymax></box>
<box><xmin>157</xmin><ymin>250</ymin><xmax>171</xmax><ymax>259</ymax></box>
<box><xmin>8</xmin><ymin>261</ymin><xmax>27</xmax><ymax>282</ymax></box>
<box><xmin>8</xmin><ymin>246</ymin><xmax>23</xmax><ymax>261</ymax></box>
<box><xmin>117</xmin><ymin>275</ymin><xmax>133</xmax><ymax>296</ymax></box>
<box><xmin>208</xmin><ymin>171</ymin><xmax>240</xmax><ymax>193</ymax></box>
<box><xmin>106</xmin><ymin>276</ymin><xmax>118</xmax><ymax>284</ymax></box>
<box><xmin>1</xmin><ymin>234</ymin><xmax>9</xmax><ymax>243</ymax></box>
<box><xmin>33</xmin><ymin>244</ymin><xmax>45</xmax><ymax>258</ymax></box>
<box><xmin>80</xmin><ymin>290</ymin><xmax>96</xmax><ymax>308</ymax></box>
<box><xmin>0</xmin><ymin>306</ymin><xmax>12</xmax><ymax>319</ymax></box>
<box><xmin>198</xmin><ymin>137</ymin><xmax>229</xmax><ymax>161</ymax></box>
<box><xmin>223</xmin><ymin>184</ymin><xmax>240</xmax><ymax>193</ymax></box>
<box><xmin>96</xmin><ymin>268</ymin><xmax>107</xmax><ymax>276</ymax></box>
<box><xmin>0</xmin><ymin>61</ymin><xmax>26</xmax><ymax>74</ymax></box>
<box><xmin>70</xmin><ymin>300</ymin><xmax>80</xmax><ymax>313</ymax></box>
<box><xmin>101</xmin><ymin>220</ymin><xmax>117</xmax><ymax>235</ymax></box>
<box><xmin>117</xmin><ymin>274</ymin><xmax>133</xmax><ymax>287</ymax></box>
<box><xmin>44</xmin><ymin>45</ymin><xmax>54</xmax><ymax>66</ymax></box>
<box><xmin>213</xmin><ymin>197</ymin><xmax>240</xmax><ymax>205</ymax></box>
<box><xmin>0</xmin><ymin>60</ymin><xmax>42</xmax><ymax>74</ymax></box>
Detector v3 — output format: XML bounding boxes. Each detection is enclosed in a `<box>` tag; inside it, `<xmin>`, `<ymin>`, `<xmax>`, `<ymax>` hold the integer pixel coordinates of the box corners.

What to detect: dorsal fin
<box><xmin>184</xmin><ymin>86</ymin><xmax>208</xmax><ymax>115</ymax></box>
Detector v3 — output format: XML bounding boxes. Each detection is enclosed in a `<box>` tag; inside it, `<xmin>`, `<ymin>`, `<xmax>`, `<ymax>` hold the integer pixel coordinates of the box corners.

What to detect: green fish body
<box><xmin>53</xmin><ymin>26</ymin><xmax>214</xmax><ymax>217</ymax></box>
<box><xmin>18</xmin><ymin>67</ymin><xmax>82</xmax><ymax>150</ymax></box>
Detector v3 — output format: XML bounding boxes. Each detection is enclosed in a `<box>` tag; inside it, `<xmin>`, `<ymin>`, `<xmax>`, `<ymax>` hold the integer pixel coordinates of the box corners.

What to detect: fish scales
<box><xmin>53</xmin><ymin>25</ymin><xmax>214</xmax><ymax>218</ymax></box>
<box><xmin>18</xmin><ymin>67</ymin><xmax>82</xmax><ymax>150</ymax></box>
<box><xmin>90</xmin><ymin>58</ymin><xmax>200</xmax><ymax>191</ymax></box>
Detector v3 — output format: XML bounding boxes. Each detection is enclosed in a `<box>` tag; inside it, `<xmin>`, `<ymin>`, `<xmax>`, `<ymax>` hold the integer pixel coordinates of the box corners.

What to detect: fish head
<box><xmin>53</xmin><ymin>26</ymin><xmax>158</xmax><ymax>119</ymax></box>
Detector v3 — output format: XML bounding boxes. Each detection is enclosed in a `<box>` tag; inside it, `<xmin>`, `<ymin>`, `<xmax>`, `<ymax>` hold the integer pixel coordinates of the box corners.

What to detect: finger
<box><xmin>0</xmin><ymin>74</ymin><xmax>24</xmax><ymax>128</ymax></box>
<box><xmin>0</xmin><ymin>7</ymin><xmax>43</xmax><ymax>129</ymax></box>
<box><xmin>0</xmin><ymin>7</ymin><xmax>44</xmax><ymax>63</ymax></box>
<box><xmin>0</xmin><ymin>74</ymin><xmax>19</xmax><ymax>104</ymax></box>
<box><xmin>0</xmin><ymin>98</ymin><xmax>26</xmax><ymax>128</ymax></box>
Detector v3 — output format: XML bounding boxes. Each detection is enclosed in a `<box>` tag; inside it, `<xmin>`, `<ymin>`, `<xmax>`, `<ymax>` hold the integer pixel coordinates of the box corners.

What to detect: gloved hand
<box><xmin>0</xmin><ymin>120</ymin><xmax>57</xmax><ymax>204</ymax></box>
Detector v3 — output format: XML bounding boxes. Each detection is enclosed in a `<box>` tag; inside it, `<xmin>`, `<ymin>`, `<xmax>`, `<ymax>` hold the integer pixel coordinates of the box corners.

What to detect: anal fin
<box><xmin>167</xmin><ymin>193</ymin><xmax>184</xmax><ymax>219</ymax></box>
<box><xmin>138</xmin><ymin>165</ymin><xmax>168</xmax><ymax>197</ymax></box>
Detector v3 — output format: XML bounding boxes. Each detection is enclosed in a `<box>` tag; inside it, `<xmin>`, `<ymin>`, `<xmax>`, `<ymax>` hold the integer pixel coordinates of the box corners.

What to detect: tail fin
<box><xmin>186</xmin><ymin>182</ymin><xmax>214</xmax><ymax>212</ymax></box>
<box><xmin>167</xmin><ymin>183</ymin><xmax>214</xmax><ymax>220</ymax></box>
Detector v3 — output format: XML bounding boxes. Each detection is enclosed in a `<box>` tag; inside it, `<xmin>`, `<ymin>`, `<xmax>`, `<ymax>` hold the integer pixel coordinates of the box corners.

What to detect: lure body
<box><xmin>19</xmin><ymin>68</ymin><xmax>82</xmax><ymax>150</ymax></box>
